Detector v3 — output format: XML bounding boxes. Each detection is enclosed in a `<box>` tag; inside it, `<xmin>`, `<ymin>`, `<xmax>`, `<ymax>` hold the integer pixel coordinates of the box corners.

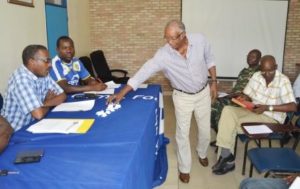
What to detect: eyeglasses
<box><xmin>261</xmin><ymin>70</ymin><xmax>276</xmax><ymax>75</ymax></box>
<box><xmin>164</xmin><ymin>32</ymin><xmax>183</xmax><ymax>42</ymax></box>
<box><xmin>35</xmin><ymin>57</ymin><xmax>52</xmax><ymax>64</ymax></box>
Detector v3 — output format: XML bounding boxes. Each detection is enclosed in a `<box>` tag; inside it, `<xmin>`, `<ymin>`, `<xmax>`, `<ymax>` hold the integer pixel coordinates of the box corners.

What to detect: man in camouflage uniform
<box><xmin>211</xmin><ymin>49</ymin><xmax>261</xmax><ymax>132</ymax></box>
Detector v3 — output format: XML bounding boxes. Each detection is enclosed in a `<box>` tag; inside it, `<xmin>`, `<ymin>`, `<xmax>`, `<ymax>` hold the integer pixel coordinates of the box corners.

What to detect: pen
<box><xmin>0</xmin><ymin>170</ymin><xmax>20</xmax><ymax>176</ymax></box>
<box><xmin>96</xmin><ymin>78</ymin><xmax>103</xmax><ymax>83</ymax></box>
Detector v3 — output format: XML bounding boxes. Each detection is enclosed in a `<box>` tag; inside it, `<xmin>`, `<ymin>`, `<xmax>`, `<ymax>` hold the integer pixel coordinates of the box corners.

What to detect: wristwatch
<box><xmin>268</xmin><ymin>105</ymin><xmax>274</xmax><ymax>111</ymax></box>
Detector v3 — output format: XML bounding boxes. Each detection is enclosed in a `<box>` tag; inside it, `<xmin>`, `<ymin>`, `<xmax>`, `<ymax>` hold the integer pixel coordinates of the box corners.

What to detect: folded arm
<box><xmin>31</xmin><ymin>91</ymin><xmax>66</xmax><ymax>120</ymax></box>
<box><xmin>57</xmin><ymin>77</ymin><xmax>107</xmax><ymax>94</ymax></box>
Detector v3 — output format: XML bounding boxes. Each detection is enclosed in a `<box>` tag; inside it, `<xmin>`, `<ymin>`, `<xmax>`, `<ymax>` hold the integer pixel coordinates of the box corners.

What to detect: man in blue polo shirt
<box><xmin>1</xmin><ymin>45</ymin><xmax>66</xmax><ymax>131</ymax></box>
<box><xmin>50</xmin><ymin>36</ymin><xmax>107</xmax><ymax>94</ymax></box>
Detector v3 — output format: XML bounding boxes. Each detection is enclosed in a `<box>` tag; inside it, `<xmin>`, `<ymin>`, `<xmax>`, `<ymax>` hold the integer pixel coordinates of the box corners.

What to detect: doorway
<box><xmin>45</xmin><ymin>0</ymin><xmax>68</xmax><ymax>58</ymax></box>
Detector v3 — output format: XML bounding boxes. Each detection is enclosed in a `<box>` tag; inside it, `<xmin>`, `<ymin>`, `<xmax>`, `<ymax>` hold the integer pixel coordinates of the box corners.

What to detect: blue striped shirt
<box><xmin>1</xmin><ymin>65</ymin><xmax>63</xmax><ymax>131</ymax></box>
<box><xmin>50</xmin><ymin>55</ymin><xmax>90</xmax><ymax>86</ymax></box>
<box><xmin>128</xmin><ymin>33</ymin><xmax>215</xmax><ymax>92</ymax></box>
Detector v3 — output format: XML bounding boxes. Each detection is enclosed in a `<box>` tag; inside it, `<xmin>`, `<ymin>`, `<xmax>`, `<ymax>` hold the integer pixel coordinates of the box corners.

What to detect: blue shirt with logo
<box><xmin>50</xmin><ymin>55</ymin><xmax>90</xmax><ymax>86</ymax></box>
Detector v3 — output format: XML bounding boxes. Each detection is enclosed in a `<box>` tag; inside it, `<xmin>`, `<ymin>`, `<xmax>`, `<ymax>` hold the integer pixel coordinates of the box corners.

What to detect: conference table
<box><xmin>0</xmin><ymin>84</ymin><xmax>169</xmax><ymax>189</ymax></box>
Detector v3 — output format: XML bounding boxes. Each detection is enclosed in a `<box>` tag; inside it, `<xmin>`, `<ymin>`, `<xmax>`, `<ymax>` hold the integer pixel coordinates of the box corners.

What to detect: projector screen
<box><xmin>182</xmin><ymin>0</ymin><xmax>289</xmax><ymax>78</ymax></box>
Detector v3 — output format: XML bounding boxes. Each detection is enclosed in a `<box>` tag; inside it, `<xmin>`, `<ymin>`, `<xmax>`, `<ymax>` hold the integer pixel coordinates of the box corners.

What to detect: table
<box><xmin>0</xmin><ymin>84</ymin><xmax>168</xmax><ymax>189</ymax></box>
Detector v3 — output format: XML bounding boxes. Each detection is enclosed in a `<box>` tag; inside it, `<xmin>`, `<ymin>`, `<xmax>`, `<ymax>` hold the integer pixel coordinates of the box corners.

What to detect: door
<box><xmin>45</xmin><ymin>1</ymin><xmax>68</xmax><ymax>58</ymax></box>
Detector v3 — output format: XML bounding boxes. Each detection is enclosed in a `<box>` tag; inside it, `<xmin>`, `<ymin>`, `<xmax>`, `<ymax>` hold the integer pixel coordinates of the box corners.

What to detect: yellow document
<box><xmin>27</xmin><ymin>119</ymin><xmax>95</xmax><ymax>134</ymax></box>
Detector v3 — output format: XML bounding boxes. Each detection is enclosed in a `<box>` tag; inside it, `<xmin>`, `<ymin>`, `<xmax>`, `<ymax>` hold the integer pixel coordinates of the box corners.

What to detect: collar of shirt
<box><xmin>53</xmin><ymin>55</ymin><xmax>77</xmax><ymax>66</ymax></box>
<box><xmin>21</xmin><ymin>65</ymin><xmax>38</xmax><ymax>81</ymax></box>
<box><xmin>257</xmin><ymin>70</ymin><xmax>279</xmax><ymax>87</ymax></box>
<box><xmin>166</xmin><ymin>34</ymin><xmax>193</xmax><ymax>58</ymax></box>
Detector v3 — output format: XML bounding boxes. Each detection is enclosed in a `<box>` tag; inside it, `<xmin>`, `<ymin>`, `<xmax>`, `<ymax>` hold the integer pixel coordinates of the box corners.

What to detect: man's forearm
<box><xmin>43</xmin><ymin>93</ymin><xmax>66</xmax><ymax>107</ymax></box>
<box><xmin>208</xmin><ymin>66</ymin><xmax>217</xmax><ymax>81</ymax></box>
<box><xmin>269</xmin><ymin>102</ymin><xmax>297</xmax><ymax>112</ymax></box>
<box><xmin>31</xmin><ymin>107</ymin><xmax>50</xmax><ymax>120</ymax></box>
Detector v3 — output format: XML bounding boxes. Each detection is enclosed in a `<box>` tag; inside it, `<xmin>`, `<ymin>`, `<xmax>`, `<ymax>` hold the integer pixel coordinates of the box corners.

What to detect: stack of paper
<box><xmin>105</xmin><ymin>81</ymin><xmax>121</xmax><ymax>89</ymax></box>
<box><xmin>84</xmin><ymin>81</ymin><xmax>120</xmax><ymax>95</ymax></box>
<box><xmin>289</xmin><ymin>176</ymin><xmax>300</xmax><ymax>189</ymax></box>
<box><xmin>52</xmin><ymin>100</ymin><xmax>95</xmax><ymax>112</ymax></box>
<box><xmin>243</xmin><ymin>125</ymin><xmax>273</xmax><ymax>135</ymax></box>
<box><xmin>218</xmin><ymin>92</ymin><xmax>228</xmax><ymax>98</ymax></box>
<box><xmin>27</xmin><ymin>119</ymin><xmax>94</xmax><ymax>134</ymax></box>
<box><xmin>84</xmin><ymin>88</ymin><xmax>115</xmax><ymax>95</ymax></box>
<box><xmin>138</xmin><ymin>84</ymin><xmax>148</xmax><ymax>88</ymax></box>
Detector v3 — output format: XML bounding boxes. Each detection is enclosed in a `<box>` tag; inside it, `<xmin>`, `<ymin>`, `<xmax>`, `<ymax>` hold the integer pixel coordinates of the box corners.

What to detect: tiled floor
<box><xmin>157</xmin><ymin>95</ymin><xmax>298</xmax><ymax>189</ymax></box>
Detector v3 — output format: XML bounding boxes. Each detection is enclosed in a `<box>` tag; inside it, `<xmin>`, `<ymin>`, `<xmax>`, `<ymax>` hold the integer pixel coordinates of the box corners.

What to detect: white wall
<box><xmin>0</xmin><ymin>1</ymin><xmax>91</xmax><ymax>94</ymax></box>
<box><xmin>182</xmin><ymin>0</ymin><xmax>288</xmax><ymax>78</ymax></box>
<box><xmin>0</xmin><ymin>1</ymin><xmax>47</xmax><ymax>93</ymax></box>
<box><xmin>68</xmin><ymin>0</ymin><xmax>91</xmax><ymax>57</ymax></box>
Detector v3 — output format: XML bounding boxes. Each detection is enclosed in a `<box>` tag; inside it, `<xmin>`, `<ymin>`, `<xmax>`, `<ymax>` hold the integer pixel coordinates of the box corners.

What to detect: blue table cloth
<box><xmin>0</xmin><ymin>84</ymin><xmax>169</xmax><ymax>189</ymax></box>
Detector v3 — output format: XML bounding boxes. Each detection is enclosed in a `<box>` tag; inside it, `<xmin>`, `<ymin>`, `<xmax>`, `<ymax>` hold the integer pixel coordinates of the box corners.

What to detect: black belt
<box><xmin>174</xmin><ymin>83</ymin><xmax>208</xmax><ymax>95</ymax></box>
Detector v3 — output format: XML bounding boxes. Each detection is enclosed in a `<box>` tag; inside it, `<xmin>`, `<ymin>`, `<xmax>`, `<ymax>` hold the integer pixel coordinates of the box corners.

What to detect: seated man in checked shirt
<box><xmin>1</xmin><ymin>45</ymin><xmax>66</xmax><ymax>132</ymax></box>
<box><xmin>212</xmin><ymin>55</ymin><xmax>297</xmax><ymax>175</ymax></box>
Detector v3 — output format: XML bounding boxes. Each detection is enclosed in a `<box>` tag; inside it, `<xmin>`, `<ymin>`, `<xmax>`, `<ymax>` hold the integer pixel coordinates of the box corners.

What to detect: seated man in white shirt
<box><xmin>212</xmin><ymin>55</ymin><xmax>297</xmax><ymax>175</ymax></box>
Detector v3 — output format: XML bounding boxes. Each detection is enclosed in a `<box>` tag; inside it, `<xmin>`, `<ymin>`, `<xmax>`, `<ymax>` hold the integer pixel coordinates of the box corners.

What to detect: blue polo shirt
<box><xmin>50</xmin><ymin>55</ymin><xmax>90</xmax><ymax>86</ymax></box>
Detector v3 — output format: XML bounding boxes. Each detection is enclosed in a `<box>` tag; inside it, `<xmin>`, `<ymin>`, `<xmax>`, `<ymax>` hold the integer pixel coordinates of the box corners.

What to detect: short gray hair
<box><xmin>165</xmin><ymin>20</ymin><xmax>186</xmax><ymax>33</ymax></box>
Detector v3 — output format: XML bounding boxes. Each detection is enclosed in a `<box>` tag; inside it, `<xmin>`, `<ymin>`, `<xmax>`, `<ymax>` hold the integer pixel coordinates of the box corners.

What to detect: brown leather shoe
<box><xmin>179</xmin><ymin>172</ymin><xmax>190</xmax><ymax>183</ymax></box>
<box><xmin>199</xmin><ymin>157</ymin><xmax>209</xmax><ymax>167</ymax></box>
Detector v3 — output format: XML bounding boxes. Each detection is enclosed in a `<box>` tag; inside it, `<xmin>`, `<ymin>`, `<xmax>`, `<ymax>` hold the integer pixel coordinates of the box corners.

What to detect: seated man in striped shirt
<box><xmin>1</xmin><ymin>45</ymin><xmax>66</xmax><ymax>131</ymax></box>
<box><xmin>212</xmin><ymin>55</ymin><xmax>297</xmax><ymax>175</ymax></box>
<box><xmin>50</xmin><ymin>36</ymin><xmax>107</xmax><ymax>94</ymax></box>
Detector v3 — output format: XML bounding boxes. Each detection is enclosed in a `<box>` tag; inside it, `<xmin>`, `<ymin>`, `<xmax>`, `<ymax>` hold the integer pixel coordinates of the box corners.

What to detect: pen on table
<box><xmin>0</xmin><ymin>170</ymin><xmax>20</xmax><ymax>176</ymax></box>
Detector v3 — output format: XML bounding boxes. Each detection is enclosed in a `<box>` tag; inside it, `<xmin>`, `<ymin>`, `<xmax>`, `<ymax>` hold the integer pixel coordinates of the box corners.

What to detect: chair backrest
<box><xmin>0</xmin><ymin>93</ymin><xmax>3</xmax><ymax>110</ymax></box>
<box><xmin>89</xmin><ymin>50</ymin><xmax>112</xmax><ymax>78</ymax></box>
<box><xmin>79</xmin><ymin>56</ymin><xmax>96</xmax><ymax>78</ymax></box>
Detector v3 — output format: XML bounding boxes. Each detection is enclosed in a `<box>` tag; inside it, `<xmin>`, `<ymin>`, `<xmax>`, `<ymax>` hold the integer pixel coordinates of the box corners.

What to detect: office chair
<box><xmin>0</xmin><ymin>93</ymin><xmax>3</xmax><ymax>110</ymax></box>
<box><xmin>79</xmin><ymin>56</ymin><xmax>96</xmax><ymax>78</ymax></box>
<box><xmin>247</xmin><ymin>120</ymin><xmax>300</xmax><ymax>177</ymax></box>
<box><xmin>90</xmin><ymin>50</ymin><xmax>129</xmax><ymax>84</ymax></box>
<box><xmin>235</xmin><ymin>112</ymin><xmax>295</xmax><ymax>175</ymax></box>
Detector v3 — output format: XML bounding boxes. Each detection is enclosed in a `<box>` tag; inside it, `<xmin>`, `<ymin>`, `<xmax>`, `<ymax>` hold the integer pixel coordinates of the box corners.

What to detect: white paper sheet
<box><xmin>52</xmin><ymin>100</ymin><xmax>95</xmax><ymax>112</ymax></box>
<box><xmin>289</xmin><ymin>176</ymin><xmax>300</xmax><ymax>189</ymax></box>
<box><xmin>138</xmin><ymin>84</ymin><xmax>148</xmax><ymax>88</ymax></box>
<box><xmin>243</xmin><ymin>125</ymin><xmax>273</xmax><ymax>135</ymax></box>
<box><xmin>27</xmin><ymin>119</ymin><xmax>84</xmax><ymax>134</ymax></box>
<box><xmin>105</xmin><ymin>81</ymin><xmax>121</xmax><ymax>89</ymax></box>
<box><xmin>84</xmin><ymin>88</ymin><xmax>115</xmax><ymax>95</ymax></box>
<box><xmin>218</xmin><ymin>92</ymin><xmax>228</xmax><ymax>98</ymax></box>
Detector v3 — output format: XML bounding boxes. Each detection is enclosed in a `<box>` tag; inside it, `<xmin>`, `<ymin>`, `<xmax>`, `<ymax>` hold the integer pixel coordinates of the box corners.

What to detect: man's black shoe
<box><xmin>212</xmin><ymin>162</ymin><xmax>235</xmax><ymax>175</ymax></box>
<box><xmin>212</xmin><ymin>154</ymin><xmax>234</xmax><ymax>171</ymax></box>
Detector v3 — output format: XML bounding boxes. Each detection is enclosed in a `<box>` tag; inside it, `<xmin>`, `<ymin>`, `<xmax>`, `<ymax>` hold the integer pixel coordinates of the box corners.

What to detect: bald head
<box><xmin>260</xmin><ymin>55</ymin><xmax>277</xmax><ymax>70</ymax></box>
<box><xmin>260</xmin><ymin>55</ymin><xmax>277</xmax><ymax>84</ymax></box>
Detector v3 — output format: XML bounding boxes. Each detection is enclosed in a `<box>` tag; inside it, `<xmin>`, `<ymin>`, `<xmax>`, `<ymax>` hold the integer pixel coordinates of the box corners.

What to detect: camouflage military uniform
<box><xmin>211</xmin><ymin>66</ymin><xmax>259</xmax><ymax>131</ymax></box>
